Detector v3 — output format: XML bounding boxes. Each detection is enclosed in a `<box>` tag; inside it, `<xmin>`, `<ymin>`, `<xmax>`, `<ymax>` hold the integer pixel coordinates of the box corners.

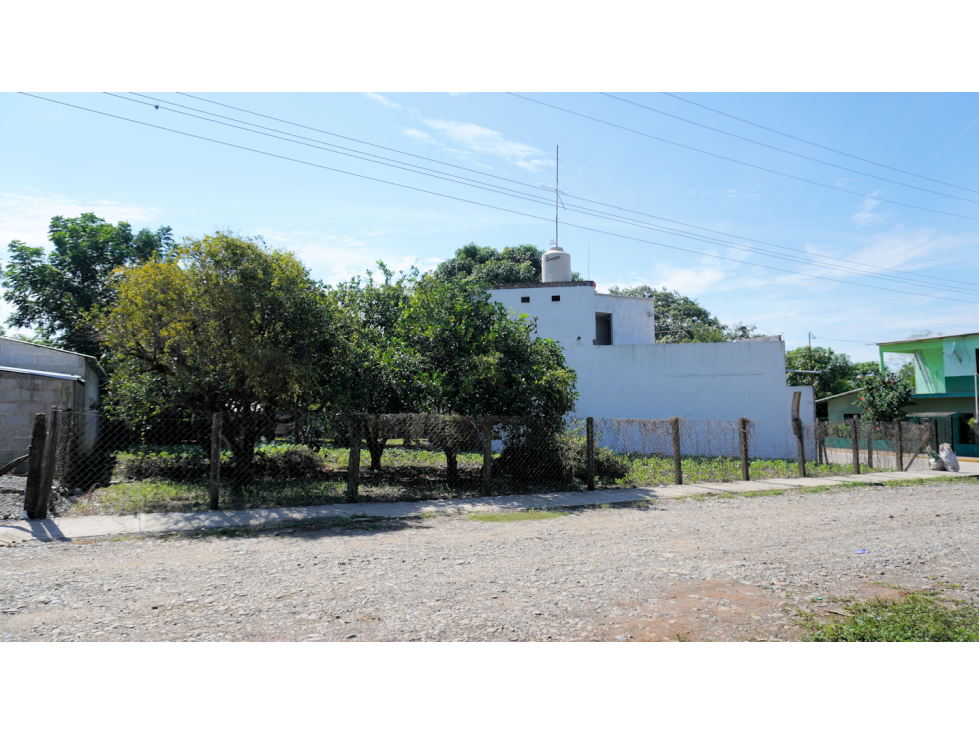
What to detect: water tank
<box><xmin>541</xmin><ymin>243</ymin><xmax>572</xmax><ymax>282</ymax></box>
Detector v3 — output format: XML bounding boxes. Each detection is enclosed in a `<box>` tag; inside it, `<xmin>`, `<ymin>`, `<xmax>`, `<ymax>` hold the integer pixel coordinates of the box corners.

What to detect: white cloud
<box><xmin>360</xmin><ymin>92</ymin><xmax>402</xmax><ymax>110</ymax></box>
<box><xmin>418</xmin><ymin>117</ymin><xmax>550</xmax><ymax>172</ymax></box>
<box><xmin>403</xmin><ymin>128</ymin><xmax>438</xmax><ymax>145</ymax></box>
<box><xmin>853</xmin><ymin>194</ymin><xmax>886</xmax><ymax>226</ymax></box>
<box><xmin>447</xmin><ymin>92</ymin><xmax>468</xmax><ymax>96</ymax></box>
<box><xmin>0</xmin><ymin>192</ymin><xmax>162</xmax><ymax>251</ymax></box>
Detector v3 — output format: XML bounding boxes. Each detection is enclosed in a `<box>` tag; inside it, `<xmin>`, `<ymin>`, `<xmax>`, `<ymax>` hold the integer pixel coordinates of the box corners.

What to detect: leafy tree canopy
<box><xmin>94</xmin><ymin>232</ymin><xmax>346</xmax><ymax>488</ymax></box>
<box><xmin>2</xmin><ymin>213</ymin><xmax>174</xmax><ymax>359</ymax></box>
<box><xmin>434</xmin><ymin>243</ymin><xmax>581</xmax><ymax>284</ymax></box>
<box><xmin>606</xmin><ymin>285</ymin><xmax>759</xmax><ymax>343</ymax></box>
<box><xmin>854</xmin><ymin>368</ymin><xmax>915</xmax><ymax>422</ymax></box>
<box><xmin>785</xmin><ymin>346</ymin><xmax>861</xmax><ymax>400</ymax></box>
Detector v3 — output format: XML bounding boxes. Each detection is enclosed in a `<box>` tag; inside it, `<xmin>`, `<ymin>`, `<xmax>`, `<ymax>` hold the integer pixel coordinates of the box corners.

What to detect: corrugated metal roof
<box><xmin>878</xmin><ymin>332</ymin><xmax>979</xmax><ymax>346</ymax></box>
<box><xmin>0</xmin><ymin>365</ymin><xmax>85</xmax><ymax>382</ymax></box>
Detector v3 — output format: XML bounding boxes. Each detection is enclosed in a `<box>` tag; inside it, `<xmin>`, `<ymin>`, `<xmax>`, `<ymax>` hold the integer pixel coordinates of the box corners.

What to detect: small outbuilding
<box><xmin>0</xmin><ymin>337</ymin><xmax>100</xmax><ymax>470</ymax></box>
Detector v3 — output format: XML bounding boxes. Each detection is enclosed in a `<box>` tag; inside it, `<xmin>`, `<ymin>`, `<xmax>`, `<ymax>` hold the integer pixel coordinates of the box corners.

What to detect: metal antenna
<box><xmin>540</xmin><ymin>145</ymin><xmax>568</xmax><ymax>250</ymax></box>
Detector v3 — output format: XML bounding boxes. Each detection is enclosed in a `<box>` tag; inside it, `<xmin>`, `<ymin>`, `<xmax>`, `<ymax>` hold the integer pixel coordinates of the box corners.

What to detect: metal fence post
<box><xmin>896</xmin><ymin>420</ymin><xmax>904</xmax><ymax>472</ymax></box>
<box><xmin>670</xmin><ymin>416</ymin><xmax>683</xmax><ymax>486</ymax></box>
<box><xmin>23</xmin><ymin>413</ymin><xmax>47</xmax><ymax>520</ymax></box>
<box><xmin>586</xmin><ymin>417</ymin><xmax>595</xmax><ymax>490</ymax></box>
<box><xmin>209</xmin><ymin>412</ymin><xmax>222</xmax><ymax>511</ymax></box>
<box><xmin>482</xmin><ymin>416</ymin><xmax>493</xmax><ymax>496</ymax></box>
<box><xmin>850</xmin><ymin>418</ymin><xmax>861</xmax><ymax>475</ymax></box>
<box><xmin>738</xmin><ymin>417</ymin><xmax>750</xmax><ymax>481</ymax></box>
<box><xmin>33</xmin><ymin>408</ymin><xmax>61</xmax><ymax>520</ymax></box>
<box><xmin>346</xmin><ymin>413</ymin><xmax>361</xmax><ymax>503</ymax></box>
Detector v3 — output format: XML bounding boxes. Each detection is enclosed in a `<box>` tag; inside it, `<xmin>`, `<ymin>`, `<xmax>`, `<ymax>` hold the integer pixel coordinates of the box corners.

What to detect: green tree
<box><xmin>854</xmin><ymin>369</ymin><xmax>915</xmax><ymax>422</ymax></box>
<box><xmin>2</xmin><ymin>213</ymin><xmax>174</xmax><ymax>359</ymax></box>
<box><xmin>434</xmin><ymin>243</ymin><xmax>581</xmax><ymax>285</ymax></box>
<box><xmin>94</xmin><ymin>232</ymin><xmax>345</xmax><ymax>491</ymax></box>
<box><xmin>330</xmin><ymin>262</ymin><xmax>425</xmax><ymax>469</ymax></box>
<box><xmin>785</xmin><ymin>346</ymin><xmax>857</xmax><ymax>400</ymax></box>
<box><xmin>395</xmin><ymin>274</ymin><xmax>578</xmax><ymax>481</ymax></box>
<box><xmin>606</xmin><ymin>285</ymin><xmax>759</xmax><ymax>343</ymax></box>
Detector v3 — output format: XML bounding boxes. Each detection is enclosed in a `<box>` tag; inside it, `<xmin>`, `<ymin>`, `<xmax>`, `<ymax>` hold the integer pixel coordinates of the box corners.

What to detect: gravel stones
<box><xmin>1</xmin><ymin>480</ymin><xmax>977</xmax><ymax>642</ymax></box>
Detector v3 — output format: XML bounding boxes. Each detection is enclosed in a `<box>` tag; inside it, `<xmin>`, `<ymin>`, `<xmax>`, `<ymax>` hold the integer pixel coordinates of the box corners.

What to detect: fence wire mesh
<box><xmin>0</xmin><ymin>409</ymin><xmax>945</xmax><ymax>518</ymax></box>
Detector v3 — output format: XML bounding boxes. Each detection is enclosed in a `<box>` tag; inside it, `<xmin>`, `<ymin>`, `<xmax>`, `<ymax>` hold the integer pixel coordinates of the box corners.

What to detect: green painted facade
<box><xmin>818</xmin><ymin>333</ymin><xmax>979</xmax><ymax>456</ymax></box>
<box><xmin>878</xmin><ymin>333</ymin><xmax>979</xmax><ymax>396</ymax></box>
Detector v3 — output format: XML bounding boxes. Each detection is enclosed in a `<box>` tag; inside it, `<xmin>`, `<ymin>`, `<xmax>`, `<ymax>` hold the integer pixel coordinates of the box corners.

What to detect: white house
<box><xmin>489</xmin><ymin>245</ymin><xmax>813</xmax><ymax>425</ymax></box>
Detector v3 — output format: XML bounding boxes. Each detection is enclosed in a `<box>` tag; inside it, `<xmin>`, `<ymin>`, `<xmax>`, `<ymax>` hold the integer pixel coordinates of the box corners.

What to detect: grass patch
<box><xmin>469</xmin><ymin>509</ymin><xmax>567</xmax><ymax>523</ymax></box>
<box><xmin>739</xmin><ymin>489</ymin><xmax>784</xmax><ymax>498</ymax></box>
<box><xmin>802</xmin><ymin>592</ymin><xmax>979</xmax><ymax>641</ymax></box>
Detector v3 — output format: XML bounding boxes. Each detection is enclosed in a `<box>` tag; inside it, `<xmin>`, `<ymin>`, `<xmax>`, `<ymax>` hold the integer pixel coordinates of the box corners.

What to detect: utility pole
<box><xmin>555</xmin><ymin>145</ymin><xmax>559</xmax><ymax>247</ymax></box>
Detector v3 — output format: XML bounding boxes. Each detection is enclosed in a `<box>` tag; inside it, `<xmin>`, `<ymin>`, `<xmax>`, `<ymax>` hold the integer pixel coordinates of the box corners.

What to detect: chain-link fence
<box><xmin>2</xmin><ymin>409</ymin><xmax>942</xmax><ymax>518</ymax></box>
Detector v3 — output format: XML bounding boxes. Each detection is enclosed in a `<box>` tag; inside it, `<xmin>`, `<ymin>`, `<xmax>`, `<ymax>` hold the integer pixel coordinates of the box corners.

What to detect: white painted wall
<box><xmin>593</xmin><ymin>293</ymin><xmax>655</xmax><ymax>345</ymax></box>
<box><xmin>489</xmin><ymin>283</ymin><xmax>812</xmax><ymax>428</ymax></box>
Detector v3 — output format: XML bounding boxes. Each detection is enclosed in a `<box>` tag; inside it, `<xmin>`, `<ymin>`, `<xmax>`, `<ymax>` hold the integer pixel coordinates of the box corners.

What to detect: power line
<box><xmin>506</xmin><ymin>92</ymin><xmax>979</xmax><ymax>223</ymax></box>
<box><xmin>20</xmin><ymin>92</ymin><xmax>979</xmax><ymax>310</ymax></box>
<box><xmin>169</xmin><ymin>92</ymin><xmax>979</xmax><ymax>292</ymax></box>
<box><xmin>662</xmin><ymin>92</ymin><xmax>979</xmax><ymax>196</ymax></box>
<box><xmin>600</xmin><ymin>92</ymin><xmax>979</xmax><ymax>206</ymax></box>
<box><xmin>104</xmin><ymin>93</ymin><xmax>979</xmax><ymax>298</ymax></box>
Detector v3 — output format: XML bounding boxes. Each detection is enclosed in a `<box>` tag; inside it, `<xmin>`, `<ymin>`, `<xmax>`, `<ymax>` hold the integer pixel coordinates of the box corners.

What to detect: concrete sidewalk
<box><xmin>2</xmin><ymin>468</ymin><xmax>977</xmax><ymax>545</ymax></box>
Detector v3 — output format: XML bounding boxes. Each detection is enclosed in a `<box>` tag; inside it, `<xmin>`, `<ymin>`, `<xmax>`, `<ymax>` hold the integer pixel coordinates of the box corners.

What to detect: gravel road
<box><xmin>2</xmin><ymin>479</ymin><xmax>977</xmax><ymax>642</ymax></box>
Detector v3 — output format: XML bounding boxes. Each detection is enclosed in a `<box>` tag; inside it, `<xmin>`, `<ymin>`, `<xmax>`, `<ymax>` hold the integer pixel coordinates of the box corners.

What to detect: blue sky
<box><xmin>3</xmin><ymin>91</ymin><xmax>979</xmax><ymax>363</ymax></box>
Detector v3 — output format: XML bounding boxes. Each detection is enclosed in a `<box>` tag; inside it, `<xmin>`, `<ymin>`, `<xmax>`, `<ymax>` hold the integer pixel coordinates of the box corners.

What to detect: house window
<box><xmin>595</xmin><ymin>312</ymin><xmax>612</xmax><ymax>345</ymax></box>
<box><xmin>521</xmin><ymin>296</ymin><xmax>530</xmax><ymax>303</ymax></box>
<box><xmin>551</xmin><ymin>295</ymin><xmax>560</xmax><ymax>302</ymax></box>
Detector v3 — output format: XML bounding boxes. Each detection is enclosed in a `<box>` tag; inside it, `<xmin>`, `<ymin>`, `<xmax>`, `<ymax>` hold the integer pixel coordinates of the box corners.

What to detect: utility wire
<box><xmin>507</xmin><ymin>93</ymin><xmax>979</xmax><ymax>223</ymax></box>
<box><xmin>107</xmin><ymin>93</ymin><xmax>979</xmax><ymax>297</ymax></box>
<box><xmin>600</xmin><ymin>92</ymin><xmax>979</xmax><ymax>205</ymax></box>
<box><xmin>171</xmin><ymin>92</ymin><xmax>979</xmax><ymax>291</ymax></box>
<box><xmin>662</xmin><ymin>92</ymin><xmax>979</xmax><ymax>196</ymax></box>
<box><xmin>20</xmin><ymin>92</ymin><xmax>979</xmax><ymax>309</ymax></box>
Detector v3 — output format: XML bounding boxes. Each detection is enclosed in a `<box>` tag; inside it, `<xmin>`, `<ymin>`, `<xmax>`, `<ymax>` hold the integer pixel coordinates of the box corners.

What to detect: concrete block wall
<box><xmin>0</xmin><ymin>337</ymin><xmax>88</xmax><ymax>377</ymax></box>
<box><xmin>0</xmin><ymin>372</ymin><xmax>77</xmax><ymax>468</ymax></box>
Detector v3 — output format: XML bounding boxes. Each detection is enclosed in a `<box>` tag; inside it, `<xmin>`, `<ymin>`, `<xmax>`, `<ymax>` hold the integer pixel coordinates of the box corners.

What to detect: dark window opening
<box><xmin>595</xmin><ymin>312</ymin><xmax>612</xmax><ymax>345</ymax></box>
<box><xmin>521</xmin><ymin>296</ymin><xmax>530</xmax><ymax>303</ymax></box>
<box><xmin>551</xmin><ymin>295</ymin><xmax>561</xmax><ymax>302</ymax></box>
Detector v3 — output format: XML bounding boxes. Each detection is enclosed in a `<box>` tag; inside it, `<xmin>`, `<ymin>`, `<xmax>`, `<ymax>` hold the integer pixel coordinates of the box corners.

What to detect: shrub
<box><xmin>122</xmin><ymin>444</ymin><xmax>326</xmax><ymax>482</ymax></box>
<box><xmin>804</xmin><ymin>592</ymin><xmax>979</xmax><ymax>641</ymax></box>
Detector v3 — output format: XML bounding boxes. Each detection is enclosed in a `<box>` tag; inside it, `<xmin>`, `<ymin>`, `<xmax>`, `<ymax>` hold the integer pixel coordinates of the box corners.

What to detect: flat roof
<box><xmin>0</xmin><ymin>365</ymin><xmax>85</xmax><ymax>382</ymax></box>
<box><xmin>490</xmin><ymin>280</ymin><xmax>596</xmax><ymax>290</ymax></box>
<box><xmin>878</xmin><ymin>331</ymin><xmax>979</xmax><ymax>346</ymax></box>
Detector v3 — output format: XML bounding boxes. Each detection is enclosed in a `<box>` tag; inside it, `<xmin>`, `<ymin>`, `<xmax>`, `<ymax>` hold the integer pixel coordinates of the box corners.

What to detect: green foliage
<box><xmin>855</xmin><ymin>368</ymin><xmax>915</xmax><ymax>422</ymax></box>
<box><xmin>123</xmin><ymin>445</ymin><xmax>326</xmax><ymax>482</ymax></box>
<box><xmin>434</xmin><ymin>243</ymin><xmax>581</xmax><ymax>285</ymax></box>
<box><xmin>785</xmin><ymin>346</ymin><xmax>858</xmax><ymax>400</ymax></box>
<box><xmin>469</xmin><ymin>510</ymin><xmax>567</xmax><ymax>522</ymax></box>
<box><xmin>803</xmin><ymin>593</ymin><xmax>979</xmax><ymax>641</ymax></box>
<box><xmin>94</xmin><ymin>231</ymin><xmax>345</xmax><ymax>489</ymax></box>
<box><xmin>606</xmin><ymin>285</ymin><xmax>758</xmax><ymax>343</ymax></box>
<box><xmin>96</xmin><ymin>231</ymin><xmax>343</xmax><ymax>420</ymax></box>
<box><xmin>2</xmin><ymin>213</ymin><xmax>173</xmax><ymax>358</ymax></box>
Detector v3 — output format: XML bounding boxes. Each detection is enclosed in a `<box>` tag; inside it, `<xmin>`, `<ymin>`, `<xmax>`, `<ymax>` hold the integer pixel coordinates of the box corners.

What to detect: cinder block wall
<box><xmin>0</xmin><ymin>372</ymin><xmax>76</xmax><ymax>470</ymax></box>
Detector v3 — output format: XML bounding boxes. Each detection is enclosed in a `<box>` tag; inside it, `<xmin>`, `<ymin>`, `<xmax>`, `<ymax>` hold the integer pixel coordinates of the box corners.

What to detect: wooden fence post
<box><xmin>791</xmin><ymin>391</ymin><xmax>806</xmax><ymax>478</ymax></box>
<box><xmin>738</xmin><ymin>417</ymin><xmax>750</xmax><ymax>481</ymax></box>
<box><xmin>586</xmin><ymin>417</ymin><xmax>595</xmax><ymax>491</ymax></box>
<box><xmin>209</xmin><ymin>412</ymin><xmax>222</xmax><ymax>511</ymax></box>
<box><xmin>33</xmin><ymin>408</ymin><xmax>62</xmax><ymax>519</ymax></box>
<box><xmin>23</xmin><ymin>413</ymin><xmax>47</xmax><ymax>520</ymax></box>
<box><xmin>896</xmin><ymin>420</ymin><xmax>904</xmax><ymax>472</ymax></box>
<box><xmin>346</xmin><ymin>414</ymin><xmax>361</xmax><ymax>503</ymax></box>
<box><xmin>850</xmin><ymin>418</ymin><xmax>861</xmax><ymax>475</ymax></box>
<box><xmin>670</xmin><ymin>416</ymin><xmax>683</xmax><ymax>486</ymax></box>
<box><xmin>482</xmin><ymin>416</ymin><xmax>493</xmax><ymax>496</ymax></box>
<box><xmin>866</xmin><ymin>421</ymin><xmax>874</xmax><ymax>469</ymax></box>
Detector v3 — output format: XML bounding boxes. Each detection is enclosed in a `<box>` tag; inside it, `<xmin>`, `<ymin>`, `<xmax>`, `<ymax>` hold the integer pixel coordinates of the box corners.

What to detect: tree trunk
<box><xmin>445</xmin><ymin>448</ymin><xmax>458</xmax><ymax>484</ymax></box>
<box><xmin>230</xmin><ymin>417</ymin><xmax>259</xmax><ymax>495</ymax></box>
<box><xmin>363</xmin><ymin>417</ymin><xmax>388</xmax><ymax>471</ymax></box>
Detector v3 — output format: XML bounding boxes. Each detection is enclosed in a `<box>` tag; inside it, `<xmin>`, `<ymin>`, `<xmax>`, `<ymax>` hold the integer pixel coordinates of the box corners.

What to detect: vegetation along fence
<box><xmin>2</xmin><ymin>410</ymin><xmax>937</xmax><ymax>518</ymax></box>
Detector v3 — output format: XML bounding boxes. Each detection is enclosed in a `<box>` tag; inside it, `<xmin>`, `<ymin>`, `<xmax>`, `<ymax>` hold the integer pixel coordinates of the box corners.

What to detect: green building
<box><xmin>816</xmin><ymin>332</ymin><xmax>979</xmax><ymax>457</ymax></box>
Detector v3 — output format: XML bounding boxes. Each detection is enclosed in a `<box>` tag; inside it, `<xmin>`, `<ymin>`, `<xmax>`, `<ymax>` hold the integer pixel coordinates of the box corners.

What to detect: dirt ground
<box><xmin>2</xmin><ymin>479</ymin><xmax>977</xmax><ymax>642</ymax></box>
